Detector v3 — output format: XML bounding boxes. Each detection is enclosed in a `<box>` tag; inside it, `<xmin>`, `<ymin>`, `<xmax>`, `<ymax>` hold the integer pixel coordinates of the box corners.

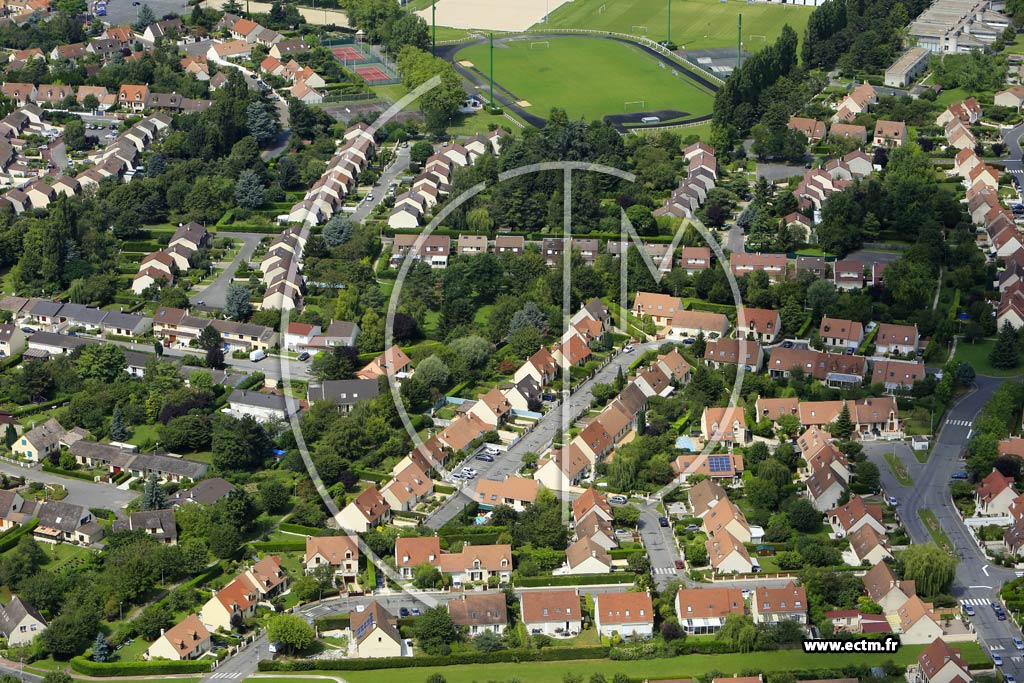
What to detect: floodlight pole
<box><xmin>666</xmin><ymin>0</ymin><xmax>670</xmax><ymax>46</ymax></box>
<box><xmin>489</xmin><ymin>32</ymin><xmax>494</xmax><ymax>107</ymax></box>
<box><xmin>737</xmin><ymin>13</ymin><xmax>742</xmax><ymax>68</ymax></box>
<box><xmin>432</xmin><ymin>1</ymin><xmax>436</xmax><ymax>55</ymax></box>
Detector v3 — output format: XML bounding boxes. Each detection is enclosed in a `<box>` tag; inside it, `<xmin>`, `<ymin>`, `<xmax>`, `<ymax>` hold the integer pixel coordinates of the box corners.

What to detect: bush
<box><xmin>515</xmin><ymin>574</ymin><xmax>635</xmax><ymax>587</ymax></box>
<box><xmin>0</xmin><ymin>520</ymin><xmax>38</xmax><ymax>552</ymax></box>
<box><xmin>41</xmin><ymin>464</ymin><xmax>96</xmax><ymax>482</ymax></box>
<box><xmin>313</xmin><ymin>615</ymin><xmax>351</xmax><ymax>631</ymax></box>
<box><xmin>250</xmin><ymin>541</ymin><xmax>306</xmax><ymax>552</ymax></box>
<box><xmin>70</xmin><ymin>657</ymin><xmax>211</xmax><ymax>676</ymax></box>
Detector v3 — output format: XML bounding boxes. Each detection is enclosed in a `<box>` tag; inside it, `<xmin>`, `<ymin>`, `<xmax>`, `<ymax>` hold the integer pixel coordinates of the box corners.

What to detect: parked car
<box><xmin>623</xmin><ymin>344</ymin><xmax>634</xmax><ymax>353</ymax></box>
<box><xmin>1013</xmin><ymin>637</ymin><xmax>1023</xmax><ymax>651</ymax></box>
<box><xmin>658</xmin><ymin>516</ymin><xmax>670</xmax><ymax>527</ymax></box>
<box><xmin>887</xmin><ymin>496</ymin><xmax>898</xmax><ymax>506</ymax></box>
<box><xmin>684</xmin><ymin>524</ymin><xmax>700</xmax><ymax>532</ymax></box>
<box><xmin>297</xmin><ymin>352</ymin><xmax>310</xmax><ymax>361</ymax></box>
<box><xmin>674</xmin><ymin>559</ymin><xmax>685</xmax><ymax>569</ymax></box>
<box><xmin>964</xmin><ymin>604</ymin><xmax>975</xmax><ymax>617</ymax></box>
<box><xmin>609</xmin><ymin>495</ymin><xmax>628</xmax><ymax>505</ymax></box>
<box><xmin>399</xmin><ymin>607</ymin><xmax>410</xmax><ymax>617</ymax></box>
<box><xmin>992</xmin><ymin>651</ymin><xmax>1001</xmax><ymax>666</ymax></box>
<box><xmin>411</xmin><ymin>608</ymin><xmax>421</xmax><ymax>616</ymax></box>
<box><xmin>485</xmin><ymin>445</ymin><xmax>500</xmax><ymax>456</ymax></box>
<box><xmin>614</xmin><ymin>529</ymin><xmax>631</xmax><ymax>538</ymax></box>
<box><xmin>20</xmin><ymin>327</ymin><xmax>35</xmax><ymax>334</ymax></box>
<box><xmin>951</xmin><ymin>471</ymin><xmax>969</xmax><ymax>480</ymax></box>
<box><xmin>475</xmin><ymin>453</ymin><xmax>494</xmax><ymax>462</ymax></box>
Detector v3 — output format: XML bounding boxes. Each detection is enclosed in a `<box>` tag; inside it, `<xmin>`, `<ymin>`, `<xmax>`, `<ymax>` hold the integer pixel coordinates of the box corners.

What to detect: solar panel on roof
<box><xmin>354</xmin><ymin>613</ymin><xmax>375</xmax><ymax>640</ymax></box>
<box><xmin>708</xmin><ymin>456</ymin><xmax>732</xmax><ymax>473</ymax></box>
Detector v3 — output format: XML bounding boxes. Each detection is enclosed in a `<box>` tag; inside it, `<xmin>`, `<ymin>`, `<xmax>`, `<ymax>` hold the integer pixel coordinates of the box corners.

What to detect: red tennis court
<box><xmin>332</xmin><ymin>46</ymin><xmax>363</xmax><ymax>61</ymax></box>
<box><xmin>355</xmin><ymin>66</ymin><xmax>391</xmax><ymax>83</ymax></box>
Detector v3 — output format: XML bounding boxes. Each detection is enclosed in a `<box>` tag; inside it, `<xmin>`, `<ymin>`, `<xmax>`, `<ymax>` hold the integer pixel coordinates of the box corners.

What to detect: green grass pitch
<box><xmin>540</xmin><ymin>0</ymin><xmax>814</xmax><ymax>52</ymax></box>
<box><xmin>457</xmin><ymin>36</ymin><xmax>716</xmax><ymax>122</ymax></box>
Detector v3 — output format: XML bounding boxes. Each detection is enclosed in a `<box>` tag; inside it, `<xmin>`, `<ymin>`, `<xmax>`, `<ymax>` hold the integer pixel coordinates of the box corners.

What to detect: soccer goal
<box><xmin>749</xmin><ymin>34</ymin><xmax>767</xmax><ymax>43</ymax></box>
<box><xmin>597</xmin><ymin>2</ymin><xmax>606</xmax><ymax>13</ymax></box>
<box><xmin>624</xmin><ymin>100</ymin><xmax>646</xmax><ymax>112</ymax></box>
<box><xmin>631</xmin><ymin>25</ymin><xmax>648</xmax><ymax>34</ymax></box>
<box><xmin>530</xmin><ymin>41</ymin><xmax>550</xmax><ymax>49</ymax></box>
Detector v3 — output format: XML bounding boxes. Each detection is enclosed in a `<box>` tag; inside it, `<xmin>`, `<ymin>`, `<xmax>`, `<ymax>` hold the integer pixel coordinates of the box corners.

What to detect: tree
<box><xmin>4</xmin><ymin>423</ymin><xmax>15</xmax><ymax>448</ymax></box>
<box><xmin>234</xmin><ymin>169</ymin><xmax>266</xmax><ymax>209</ymax></box>
<box><xmin>42</xmin><ymin>673</ymin><xmax>72</xmax><ymax>683</ymax></box>
<box><xmin>74</xmin><ymin>344</ymin><xmax>126</xmax><ymax>383</ymax></box>
<box><xmin>410</xmin><ymin>141</ymin><xmax>434</xmax><ymax>165</ymax></box>
<box><xmin>807</xmin><ymin>279</ymin><xmax>838</xmax><ymax>316</ymax></box>
<box><xmin>212</xmin><ymin>415</ymin><xmax>272</xmax><ymax>471</ymax></box>
<box><xmin>267</xmin><ymin>614</ymin><xmax>316</xmax><ymax>653</ymax></box>
<box><xmin>412</xmin><ymin>562</ymin><xmax>442</xmax><ymax>589</ymax></box>
<box><xmin>415</xmin><ymin>355</ymin><xmax>450</xmax><ymax>389</ymax></box>
<box><xmin>852</xmin><ymin>460</ymin><xmax>880</xmax><ymax>493</ymax></box>
<box><xmin>830</xmin><ymin>404</ymin><xmax>854</xmax><ymax>439</ymax></box>
<box><xmin>612</xmin><ymin>504</ymin><xmax>640</xmax><ymax>527</ymax></box>
<box><xmin>82</xmin><ymin>93</ymin><xmax>100</xmax><ymax>111</ymax></box>
<box><xmin>246</xmin><ymin>101</ymin><xmax>280</xmax><ymax>146</ymax></box>
<box><xmin>208</xmin><ymin>523</ymin><xmax>241</xmax><ymax>559</ymax></box>
<box><xmin>109</xmin><ymin>403</ymin><xmax>129</xmax><ymax>442</ymax></box>
<box><xmin>91</xmin><ymin>633</ymin><xmax>110</xmax><ymax>662</ymax></box>
<box><xmin>206</xmin><ymin>347</ymin><xmax>225</xmax><ymax>369</ymax></box>
<box><xmin>141</xmin><ymin>473</ymin><xmax>167</xmax><ymax>510</ymax></box>
<box><xmin>473</xmin><ymin>629</ymin><xmax>504</xmax><ymax>652</ymax></box>
<box><xmin>225</xmin><ymin>283</ymin><xmax>253</xmax><ymax>321</ymax></box>
<box><xmin>322</xmin><ymin>214</ymin><xmax>353</xmax><ymax>247</ymax></box>
<box><xmin>787</xmin><ymin>498</ymin><xmax>821</xmax><ymax>533</ymax></box>
<box><xmin>258</xmin><ymin>478</ymin><xmax>291</xmax><ymax>514</ymax></box>
<box><xmin>55</xmin><ymin>0</ymin><xmax>85</xmax><ymax>14</ymax></box>
<box><xmin>990</xmin><ymin>321</ymin><xmax>1020</xmax><ymax>370</ymax></box>
<box><xmin>132</xmin><ymin>2</ymin><xmax>155</xmax><ymax>30</ymax></box>
<box><xmin>63</xmin><ymin>118</ymin><xmax>87</xmax><ymax>152</ymax></box>
<box><xmin>197</xmin><ymin>325</ymin><xmax>223</xmax><ymax>351</ymax></box>
<box><xmin>902</xmin><ymin>545</ymin><xmax>957</xmax><ymax>596</ymax></box>
<box><xmin>413</xmin><ymin>606</ymin><xmax>459</xmax><ymax>655</ymax></box>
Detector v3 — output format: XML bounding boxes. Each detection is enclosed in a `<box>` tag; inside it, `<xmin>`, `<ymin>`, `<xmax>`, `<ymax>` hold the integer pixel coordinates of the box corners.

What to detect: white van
<box><xmin>641</xmin><ymin>116</ymin><xmax>660</xmax><ymax>123</ymax></box>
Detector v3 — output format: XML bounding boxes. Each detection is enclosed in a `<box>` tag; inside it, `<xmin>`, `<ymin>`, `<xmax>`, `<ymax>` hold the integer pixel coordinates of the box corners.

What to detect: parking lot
<box><xmin>101</xmin><ymin>0</ymin><xmax>188</xmax><ymax>27</ymax></box>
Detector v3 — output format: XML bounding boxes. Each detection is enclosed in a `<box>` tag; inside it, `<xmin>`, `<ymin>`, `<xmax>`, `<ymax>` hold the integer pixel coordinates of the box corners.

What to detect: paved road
<box><xmin>0</xmin><ymin>661</ymin><xmax>42</xmax><ymax>683</ymax></box>
<box><xmin>724</xmin><ymin>221</ymin><xmax>743</xmax><ymax>253</ymax></box>
<box><xmin>202</xmin><ymin>633</ymin><xmax>266</xmax><ymax>683</ymax></box>
<box><xmin>425</xmin><ymin>341</ymin><xmax>662</xmax><ymax>529</ymax></box>
<box><xmin>1002</xmin><ymin>123</ymin><xmax>1024</xmax><ymax>190</ymax></box>
<box><xmin>190</xmin><ymin>233</ymin><xmax>263</xmax><ymax>309</ymax></box>
<box><xmin>866</xmin><ymin>376</ymin><xmax>1022</xmax><ymax>675</ymax></box>
<box><xmin>0</xmin><ymin>460</ymin><xmax>138</xmax><ymax>511</ymax></box>
<box><xmin>637</xmin><ymin>504</ymin><xmax>683</xmax><ymax>590</ymax></box>
<box><xmin>349</xmin><ymin>143</ymin><xmax>411</xmax><ymax>223</ymax></box>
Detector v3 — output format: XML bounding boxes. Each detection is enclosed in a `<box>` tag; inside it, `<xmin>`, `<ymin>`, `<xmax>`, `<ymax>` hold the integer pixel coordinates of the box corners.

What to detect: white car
<box><xmin>623</xmin><ymin>344</ymin><xmax>634</xmax><ymax>353</ymax></box>
<box><xmin>461</xmin><ymin>467</ymin><xmax>478</xmax><ymax>476</ymax></box>
<box><xmin>993</xmin><ymin>652</ymin><xmax>1002</xmax><ymax>666</ymax></box>
<box><xmin>485</xmin><ymin>445</ymin><xmax>500</xmax><ymax>456</ymax></box>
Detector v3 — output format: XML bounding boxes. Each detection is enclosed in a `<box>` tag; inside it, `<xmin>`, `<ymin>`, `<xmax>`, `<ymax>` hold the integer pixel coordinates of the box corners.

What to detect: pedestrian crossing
<box><xmin>961</xmin><ymin>598</ymin><xmax>991</xmax><ymax>606</ymax></box>
<box><xmin>946</xmin><ymin>419</ymin><xmax>973</xmax><ymax>428</ymax></box>
<box><xmin>653</xmin><ymin>567</ymin><xmax>679</xmax><ymax>575</ymax></box>
<box><xmin>1010</xmin><ymin>168</ymin><xmax>1024</xmax><ymax>175</ymax></box>
<box><xmin>209</xmin><ymin>673</ymin><xmax>242</xmax><ymax>679</ymax></box>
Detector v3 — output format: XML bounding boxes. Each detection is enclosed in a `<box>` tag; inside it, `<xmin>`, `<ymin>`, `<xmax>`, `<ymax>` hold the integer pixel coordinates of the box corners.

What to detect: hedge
<box><xmin>89</xmin><ymin>507</ymin><xmax>116</xmax><ymax>521</ymax></box>
<box><xmin>12</xmin><ymin>397</ymin><xmax>68</xmax><ymax>417</ymax></box>
<box><xmin>355</xmin><ymin>468</ymin><xmax>391</xmax><ymax>483</ymax></box>
<box><xmin>313</xmin><ymin>614</ymin><xmax>351</xmax><ymax>630</ymax></box>
<box><xmin>516</xmin><ymin>573</ymin><xmax>636</xmax><ymax>587</ymax></box>
<box><xmin>279</xmin><ymin>521</ymin><xmax>325</xmax><ymax>535</ymax></box>
<box><xmin>258</xmin><ymin>646</ymin><xmax>611</xmax><ymax>671</ymax></box>
<box><xmin>216</xmin><ymin>224</ymin><xmax>284</xmax><ymax>234</ymax></box>
<box><xmin>41</xmin><ymin>464</ymin><xmax>97</xmax><ymax>481</ymax></box>
<box><xmin>0</xmin><ymin>519</ymin><xmax>37</xmax><ymax>552</ymax></box>
<box><xmin>251</xmin><ymin>540</ymin><xmax>306</xmax><ymax>552</ymax></box>
<box><xmin>70</xmin><ymin>657</ymin><xmax>211</xmax><ymax>676</ymax></box>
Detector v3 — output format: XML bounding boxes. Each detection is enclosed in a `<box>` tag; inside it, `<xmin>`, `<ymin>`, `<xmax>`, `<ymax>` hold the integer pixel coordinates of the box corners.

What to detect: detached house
<box><xmin>913</xmin><ymin>637</ymin><xmax>972</xmax><ymax>683</ymax></box>
<box><xmin>519</xmin><ymin>589</ymin><xmax>581</xmax><ymax>636</ymax></box>
<box><xmin>976</xmin><ymin>469</ymin><xmax>1017</xmax><ymax>516</ymax></box>
<box><xmin>701</xmin><ymin>406</ymin><xmax>748</xmax><ymax>447</ymax></box>
<box><xmin>751</xmin><ymin>582</ymin><xmax>807</xmax><ymax>625</ymax></box>
<box><xmin>338</xmin><ymin>486</ymin><xmax>391</xmax><ymax>532</ymax></box>
<box><xmin>352</xmin><ymin>602</ymin><xmax>405</xmax><ymax>658</ymax></box>
<box><xmin>0</xmin><ymin>596</ymin><xmax>46</xmax><ymax>647</ymax></box>
<box><xmin>863</xmin><ymin>561</ymin><xmax>916</xmax><ymax>614</ymax></box>
<box><xmin>593</xmin><ymin>591</ymin><xmax>654</xmax><ymax>639</ymax></box>
<box><xmin>674</xmin><ymin>587</ymin><xmax>744</xmax><ymax>635</ymax></box>
<box><xmin>145</xmin><ymin>614</ymin><xmax>210</xmax><ymax>661</ymax></box>
<box><xmin>12</xmin><ymin>417</ymin><xmax>64</xmax><ymax>462</ymax></box>
<box><xmin>736</xmin><ymin>307</ymin><xmax>782</xmax><ymax>344</ymax></box>
<box><xmin>448</xmin><ymin>593</ymin><xmax>507</xmax><ymax>635</ymax></box>
<box><xmin>303</xmin><ymin>535</ymin><xmax>359</xmax><ymax>587</ymax></box>
<box><xmin>876</xmin><ymin>323</ymin><xmax>919</xmax><ymax>356</ymax></box>
<box><xmin>200</xmin><ymin>556</ymin><xmax>288</xmax><ymax>632</ymax></box>
<box><xmin>819</xmin><ymin>317</ymin><xmax>864</xmax><ymax>350</ymax></box>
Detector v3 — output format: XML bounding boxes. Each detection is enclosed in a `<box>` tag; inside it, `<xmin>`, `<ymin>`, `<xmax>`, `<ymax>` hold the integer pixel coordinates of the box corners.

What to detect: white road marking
<box><xmin>984</xmin><ymin>564</ymin><xmax>991</xmax><ymax>577</ymax></box>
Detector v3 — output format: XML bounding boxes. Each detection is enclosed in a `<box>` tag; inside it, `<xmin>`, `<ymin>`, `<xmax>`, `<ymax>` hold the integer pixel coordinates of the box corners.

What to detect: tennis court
<box><xmin>355</xmin><ymin>66</ymin><xmax>392</xmax><ymax>83</ymax></box>
<box><xmin>332</xmin><ymin>46</ymin><xmax>365</xmax><ymax>62</ymax></box>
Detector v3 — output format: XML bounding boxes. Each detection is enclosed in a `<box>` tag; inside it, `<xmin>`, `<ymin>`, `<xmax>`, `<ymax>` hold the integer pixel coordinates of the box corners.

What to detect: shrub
<box><xmin>70</xmin><ymin>657</ymin><xmax>211</xmax><ymax>676</ymax></box>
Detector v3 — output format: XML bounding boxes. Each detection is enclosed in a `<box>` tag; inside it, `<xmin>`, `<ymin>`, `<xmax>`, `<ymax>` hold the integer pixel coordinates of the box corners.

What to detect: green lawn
<box><xmin>449</xmin><ymin>109</ymin><xmax>526</xmax><ymax>135</ymax></box>
<box><xmin>457</xmin><ymin>36</ymin><xmax>715</xmax><ymax>122</ymax></box>
<box><xmin>953</xmin><ymin>338</ymin><xmax>1024</xmax><ymax>378</ymax></box>
<box><xmin>273</xmin><ymin>642</ymin><xmax>988</xmax><ymax>683</ymax></box>
<box><xmin>542</xmin><ymin>0</ymin><xmax>813</xmax><ymax>52</ymax></box>
<box><xmin>918</xmin><ymin>508</ymin><xmax>954</xmax><ymax>553</ymax></box>
<box><xmin>883</xmin><ymin>452</ymin><xmax>914</xmax><ymax>486</ymax></box>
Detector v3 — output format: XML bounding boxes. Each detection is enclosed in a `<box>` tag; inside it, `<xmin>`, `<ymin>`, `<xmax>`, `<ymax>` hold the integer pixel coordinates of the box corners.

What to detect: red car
<box><xmin>674</xmin><ymin>560</ymin><xmax>685</xmax><ymax>570</ymax></box>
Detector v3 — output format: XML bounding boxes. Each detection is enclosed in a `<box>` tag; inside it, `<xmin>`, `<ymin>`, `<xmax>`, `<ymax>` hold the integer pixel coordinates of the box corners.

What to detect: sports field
<box><xmin>541</xmin><ymin>0</ymin><xmax>813</xmax><ymax>51</ymax></box>
<box><xmin>456</xmin><ymin>36</ymin><xmax>715</xmax><ymax>122</ymax></box>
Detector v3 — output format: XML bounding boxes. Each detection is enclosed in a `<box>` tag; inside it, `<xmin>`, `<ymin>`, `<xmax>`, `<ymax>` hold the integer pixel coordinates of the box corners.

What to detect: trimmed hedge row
<box><xmin>70</xmin><ymin>657</ymin><xmax>211</xmax><ymax>676</ymax></box>
<box><xmin>313</xmin><ymin>614</ymin><xmax>351</xmax><ymax>630</ymax></box>
<box><xmin>279</xmin><ymin>521</ymin><xmax>324</xmax><ymax>535</ymax></box>
<box><xmin>251</xmin><ymin>540</ymin><xmax>306</xmax><ymax>552</ymax></box>
<box><xmin>0</xmin><ymin>519</ymin><xmax>38</xmax><ymax>552</ymax></box>
<box><xmin>12</xmin><ymin>397</ymin><xmax>68</xmax><ymax>417</ymax></box>
<box><xmin>258</xmin><ymin>645</ymin><xmax>611</xmax><ymax>671</ymax></box>
<box><xmin>516</xmin><ymin>573</ymin><xmax>635</xmax><ymax>587</ymax></box>
<box><xmin>355</xmin><ymin>468</ymin><xmax>390</xmax><ymax>483</ymax></box>
<box><xmin>216</xmin><ymin>224</ymin><xmax>283</xmax><ymax>234</ymax></box>
<box><xmin>41</xmin><ymin>464</ymin><xmax>96</xmax><ymax>481</ymax></box>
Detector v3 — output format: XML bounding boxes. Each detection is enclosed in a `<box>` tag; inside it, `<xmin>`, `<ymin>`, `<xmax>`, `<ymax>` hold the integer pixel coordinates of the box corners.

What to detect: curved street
<box><xmin>866</xmin><ymin>376</ymin><xmax>1024</xmax><ymax>675</ymax></box>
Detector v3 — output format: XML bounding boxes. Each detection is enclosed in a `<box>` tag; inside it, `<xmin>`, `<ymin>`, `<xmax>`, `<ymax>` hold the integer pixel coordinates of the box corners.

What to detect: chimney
<box><xmin>159</xmin><ymin>628</ymin><xmax>165</xmax><ymax>636</ymax></box>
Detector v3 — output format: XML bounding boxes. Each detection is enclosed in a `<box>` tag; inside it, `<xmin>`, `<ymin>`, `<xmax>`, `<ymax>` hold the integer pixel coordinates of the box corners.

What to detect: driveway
<box><xmin>865</xmin><ymin>377</ymin><xmax>1024</xmax><ymax>676</ymax></box>
<box><xmin>425</xmin><ymin>341</ymin><xmax>663</xmax><ymax>529</ymax></box>
<box><xmin>0</xmin><ymin>460</ymin><xmax>137</xmax><ymax>511</ymax></box>
<box><xmin>756</xmin><ymin>163</ymin><xmax>805</xmax><ymax>183</ymax></box>
<box><xmin>190</xmin><ymin>232</ymin><xmax>263</xmax><ymax>309</ymax></box>
<box><xmin>845</xmin><ymin>249</ymin><xmax>905</xmax><ymax>265</ymax></box>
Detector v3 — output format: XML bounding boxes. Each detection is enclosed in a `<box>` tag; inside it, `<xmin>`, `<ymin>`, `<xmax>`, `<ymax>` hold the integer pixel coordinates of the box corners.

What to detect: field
<box><xmin>257</xmin><ymin>642</ymin><xmax>990</xmax><ymax>683</ymax></box>
<box><xmin>542</xmin><ymin>0</ymin><xmax>814</xmax><ymax>51</ymax></box>
<box><xmin>457</xmin><ymin>36</ymin><xmax>715</xmax><ymax>122</ymax></box>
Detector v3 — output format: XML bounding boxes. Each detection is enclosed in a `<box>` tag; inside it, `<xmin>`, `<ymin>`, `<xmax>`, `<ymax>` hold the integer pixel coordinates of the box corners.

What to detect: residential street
<box><xmin>0</xmin><ymin>459</ymin><xmax>137</xmax><ymax>511</ymax></box>
<box><xmin>190</xmin><ymin>233</ymin><xmax>264</xmax><ymax>309</ymax></box>
<box><xmin>865</xmin><ymin>376</ymin><xmax>1024</xmax><ymax>675</ymax></box>
<box><xmin>424</xmin><ymin>341</ymin><xmax>662</xmax><ymax>529</ymax></box>
<box><xmin>349</xmin><ymin>143</ymin><xmax>411</xmax><ymax>224</ymax></box>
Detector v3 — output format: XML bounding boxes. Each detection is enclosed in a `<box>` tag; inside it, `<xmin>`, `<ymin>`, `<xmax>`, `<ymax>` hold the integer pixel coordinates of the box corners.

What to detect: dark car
<box><xmin>951</xmin><ymin>472</ymin><xmax>969</xmax><ymax>480</ymax></box>
<box><xmin>674</xmin><ymin>559</ymin><xmax>685</xmax><ymax>569</ymax></box>
<box><xmin>658</xmin><ymin>516</ymin><xmax>670</xmax><ymax>527</ymax></box>
<box><xmin>782</xmin><ymin>340</ymin><xmax>794</xmax><ymax>348</ymax></box>
<box><xmin>399</xmin><ymin>607</ymin><xmax>410</xmax><ymax>617</ymax></box>
<box><xmin>20</xmin><ymin>327</ymin><xmax>35</xmax><ymax>334</ymax></box>
<box><xmin>297</xmin><ymin>352</ymin><xmax>310</xmax><ymax>362</ymax></box>
<box><xmin>475</xmin><ymin>453</ymin><xmax>495</xmax><ymax>462</ymax></box>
